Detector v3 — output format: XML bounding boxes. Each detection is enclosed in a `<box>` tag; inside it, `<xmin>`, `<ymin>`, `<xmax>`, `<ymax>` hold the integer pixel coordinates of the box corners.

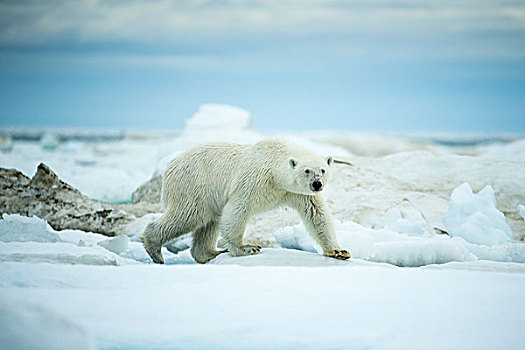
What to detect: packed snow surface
<box><xmin>1</xmin><ymin>260</ymin><xmax>525</xmax><ymax>350</ymax></box>
<box><xmin>0</xmin><ymin>297</ymin><xmax>95</xmax><ymax>350</ymax></box>
<box><xmin>1</xmin><ymin>104</ymin><xmax>525</xmax><ymax>349</ymax></box>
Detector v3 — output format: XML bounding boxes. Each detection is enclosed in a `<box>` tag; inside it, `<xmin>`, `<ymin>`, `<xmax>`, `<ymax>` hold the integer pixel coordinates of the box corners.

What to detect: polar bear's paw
<box><xmin>324</xmin><ymin>249</ymin><xmax>351</xmax><ymax>260</ymax></box>
<box><xmin>142</xmin><ymin>235</ymin><xmax>164</xmax><ymax>264</ymax></box>
<box><xmin>229</xmin><ymin>244</ymin><xmax>262</xmax><ymax>257</ymax></box>
<box><xmin>193</xmin><ymin>249</ymin><xmax>228</xmax><ymax>264</ymax></box>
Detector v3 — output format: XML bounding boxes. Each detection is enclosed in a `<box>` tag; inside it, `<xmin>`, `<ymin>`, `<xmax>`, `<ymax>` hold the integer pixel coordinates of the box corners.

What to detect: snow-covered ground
<box><xmin>2</xmin><ymin>258</ymin><xmax>525</xmax><ymax>350</ymax></box>
<box><xmin>1</xmin><ymin>104</ymin><xmax>525</xmax><ymax>349</ymax></box>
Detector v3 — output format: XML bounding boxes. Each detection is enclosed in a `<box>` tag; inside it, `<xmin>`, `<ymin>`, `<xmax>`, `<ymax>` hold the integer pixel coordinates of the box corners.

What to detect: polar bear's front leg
<box><xmin>219</xmin><ymin>199</ymin><xmax>261</xmax><ymax>257</ymax></box>
<box><xmin>288</xmin><ymin>194</ymin><xmax>350</xmax><ymax>260</ymax></box>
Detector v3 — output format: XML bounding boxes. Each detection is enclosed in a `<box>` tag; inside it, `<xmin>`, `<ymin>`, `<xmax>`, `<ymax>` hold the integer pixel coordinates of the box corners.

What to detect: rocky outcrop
<box><xmin>131</xmin><ymin>174</ymin><xmax>162</xmax><ymax>204</ymax></box>
<box><xmin>0</xmin><ymin>163</ymin><xmax>159</xmax><ymax>236</ymax></box>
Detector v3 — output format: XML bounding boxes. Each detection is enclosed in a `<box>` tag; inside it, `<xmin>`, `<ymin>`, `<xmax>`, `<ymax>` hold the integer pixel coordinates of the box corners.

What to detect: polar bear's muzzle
<box><xmin>311</xmin><ymin>179</ymin><xmax>323</xmax><ymax>192</ymax></box>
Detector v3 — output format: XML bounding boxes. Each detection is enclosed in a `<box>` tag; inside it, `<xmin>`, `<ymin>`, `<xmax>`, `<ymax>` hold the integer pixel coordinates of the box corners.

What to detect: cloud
<box><xmin>1</xmin><ymin>1</ymin><xmax>524</xmax><ymax>42</ymax></box>
<box><xmin>0</xmin><ymin>0</ymin><xmax>524</xmax><ymax>64</ymax></box>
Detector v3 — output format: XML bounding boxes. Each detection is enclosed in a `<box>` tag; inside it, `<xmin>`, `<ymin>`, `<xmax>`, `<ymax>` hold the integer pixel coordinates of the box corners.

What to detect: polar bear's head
<box><xmin>284</xmin><ymin>154</ymin><xmax>334</xmax><ymax>196</ymax></box>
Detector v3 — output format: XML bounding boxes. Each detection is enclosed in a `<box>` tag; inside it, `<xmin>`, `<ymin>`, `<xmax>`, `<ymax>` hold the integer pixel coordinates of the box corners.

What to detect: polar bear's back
<box><xmin>162</xmin><ymin>143</ymin><xmax>249</xmax><ymax>215</ymax></box>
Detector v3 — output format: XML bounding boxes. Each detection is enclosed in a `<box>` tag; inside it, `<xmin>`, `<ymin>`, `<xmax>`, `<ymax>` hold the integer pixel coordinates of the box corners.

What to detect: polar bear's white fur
<box><xmin>142</xmin><ymin>137</ymin><xmax>350</xmax><ymax>263</ymax></box>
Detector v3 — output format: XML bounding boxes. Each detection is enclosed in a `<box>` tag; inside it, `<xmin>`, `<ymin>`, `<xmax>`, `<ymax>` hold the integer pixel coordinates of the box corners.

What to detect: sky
<box><xmin>1</xmin><ymin>0</ymin><xmax>524</xmax><ymax>132</ymax></box>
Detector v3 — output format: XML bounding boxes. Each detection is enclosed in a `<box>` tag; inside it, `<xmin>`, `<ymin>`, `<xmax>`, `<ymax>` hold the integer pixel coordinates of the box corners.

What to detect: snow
<box><xmin>178</xmin><ymin>103</ymin><xmax>263</xmax><ymax>145</ymax></box>
<box><xmin>379</xmin><ymin>200</ymin><xmax>433</xmax><ymax>236</ymax></box>
<box><xmin>185</xmin><ymin>103</ymin><xmax>253</xmax><ymax>131</ymax></box>
<box><xmin>211</xmin><ymin>248</ymin><xmax>369</xmax><ymax>267</ymax></box>
<box><xmin>465</xmin><ymin>242</ymin><xmax>525</xmax><ymax>263</ymax></box>
<box><xmin>443</xmin><ymin>183</ymin><xmax>513</xmax><ymax>246</ymax></box>
<box><xmin>0</xmin><ymin>139</ymin><xmax>172</xmax><ymax>203</ymax></box>
<box><xmin>13</xmin><ymin>211</ymin><xmax>518</xmax><ymax>269</ymax></box>
<box><xmin>0</xmin><ymin>214</ymin><xmax>61</xmax><ymax>243</ymax></box>
<box><xmin>270</xmin><ymin>134</ymin><xmax>353</xmax><ymax>160</ymax></box>
<box><xmin>421</xmin><ymin>260</ymin><xmax>525</xmax><ymax>273</ymax></box>
<box><xmin>0</xmin><ymin>242</ymin><xmax>136</xmax><ymax>265</ymax></box>
<box><xmin>273</xmin><ymin>218</ymin><xmax>525</xmax><ymax>266</ymax></box>
<box><xmin>57</xmin><ymin>228</ymin><xmax>109</xmax><ymax>246</ymax></box>
<box><xmin>153</xmin><ymin>104</ymin><xmax>268</xmax><ymax>175</ymax></box>
<box><xmin>40</xmin><ymin>131</ymin><xmax>61</xmax><ymax>151</ymax></box>
<box><xmin>274</xmin><ymin>220</ymin><xmax>479</xmax><ymax>267</ymax></box>
<box><xmin>336</xmin><ymin>149</ymin><xmax>525</xmax><ymax>237</ymax></box>
<box><xmin>1</xmin><ymin>105</ymin><xmax>525</xmax><ymax>349</ymax></box>
<box><xmin>273</xmin><ymin>224</ymin><xmax>318</xmax><ymax>253</ymax></box>
<box><xmin>0</xmin><ymin>297</ymin><xmax>95</xmax><ymax>350</ymax></box>
<box><xmin>97</xmin><ymin>235</ymin><xmax>129</xmax><ymax>255</ymax></box>
<box><xmin>121</xmin><ymin>212</ymin><xmax>162</xmax><ymax>240</ymax></box>
<box><xmin>1</xmin><ymin>261</ymin><xmax>524</xmax><ymax>350</ymax></box>
<box><xmin>0</xmin><ymin>132</ymin><xmax>13</xmax><ymax>152</ymax></box>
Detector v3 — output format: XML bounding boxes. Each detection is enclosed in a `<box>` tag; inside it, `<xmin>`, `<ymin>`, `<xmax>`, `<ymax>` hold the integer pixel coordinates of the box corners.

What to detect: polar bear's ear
<box><xmin>289</xmin><ymin>158</ymin><xmax>298</xmax><ymax>169</ymax></box>
<box><xmin>326</xmin><ymin>156</ymin><xmax>333</xmax><ymax>167</ymax></box>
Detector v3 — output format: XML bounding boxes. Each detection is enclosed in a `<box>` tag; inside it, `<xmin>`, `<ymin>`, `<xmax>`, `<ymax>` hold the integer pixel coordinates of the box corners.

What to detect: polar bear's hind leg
<box><xmin>142</xmin><ymin>213</ymin><xmax>190</xmax><ymax>264</ymax></box>
<box><xmin>142</xmin><ymin>221</ymin><xmax>166</xmax><ymax>264</ymax></box>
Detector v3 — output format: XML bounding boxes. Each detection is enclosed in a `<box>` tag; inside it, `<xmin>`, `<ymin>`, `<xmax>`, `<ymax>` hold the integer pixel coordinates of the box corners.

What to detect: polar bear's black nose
<box><xmin>312</xmin><ymin>180</ymin><xmax>323</xmax><ymax>191</ymax></box>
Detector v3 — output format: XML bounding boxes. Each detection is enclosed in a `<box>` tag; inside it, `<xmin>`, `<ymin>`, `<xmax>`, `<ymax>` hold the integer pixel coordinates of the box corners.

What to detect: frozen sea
<box><xmin>1</xmin><ymin>104</ymin><xmax>525</xmax><ymax>349</ymax></box>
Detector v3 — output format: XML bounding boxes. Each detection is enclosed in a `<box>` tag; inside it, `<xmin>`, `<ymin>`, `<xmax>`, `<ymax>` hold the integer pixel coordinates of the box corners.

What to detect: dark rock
<box><xmin>0</xmin><ymin>163</ymin><xmax>138</xmax><ymax>236</ymax></box>
<box><xmin>131</xmin><ymin>174</ymin><xmax>162</xmax><ymax>204</ymax></box>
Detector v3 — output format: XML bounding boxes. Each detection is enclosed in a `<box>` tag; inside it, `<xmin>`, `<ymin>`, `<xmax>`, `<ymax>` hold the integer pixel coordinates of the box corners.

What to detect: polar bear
<box><xmin>142</xmin><ymin>137</ymin><xmax>350</xmax><ymax>264</ymax></box>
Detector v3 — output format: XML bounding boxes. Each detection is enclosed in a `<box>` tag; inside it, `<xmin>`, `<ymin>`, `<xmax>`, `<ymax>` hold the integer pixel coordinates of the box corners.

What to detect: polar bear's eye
<box><xmin>321</xmin><ymin>169</ymin><xmax>326</xmax><ymax>174</ymax></box>
<box><xmin>304</xmin><ymin>169</ymin><xmax>310</xmax><ymax>174</ymax></box>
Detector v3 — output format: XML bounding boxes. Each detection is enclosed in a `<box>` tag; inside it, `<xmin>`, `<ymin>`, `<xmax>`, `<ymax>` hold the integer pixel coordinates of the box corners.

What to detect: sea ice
<box><xmin>0</xmin><ymin>133</ymin><xmax>176</xmax><ymax>203</ymax></box>
<box><xmin>121</xmin><ymin>212</ymin><xmax>162</xmax><ymax>241</ymax></box>
<box><xmin>179</xmin><ymin>103</ymin><xmax>263</xmax><ymax>145</ymax></box>
<box><xmin>369</xmin><ymin>236</ymin><xmax>476</xmax><ymax>266</ymax></box>
<box><xmin>0</xmin><ymin>132</ymin><xmax>13</xmax><ymax>152</ymax></box>
<box><xmin>39</xmin><ymin>131</ymin><xmax>60</xmax><ymax>151</ymax></box>
<box><xmin>118</xmin><ymin>242</ymin><xmax>195</xmax><ymax>264</ymax></box>
<box><xmin>154</xmin><ymin>104</ymin><xmax>265</xmax><ymax>174</ymax></box>
<box><xmin>1</xmin><ymin>121</ymin><xmax>524</xmax><ymax>350</ymax></box>
<box><xmin>273</xmin><ymin>225</ymin><xmax>318</xmax><ymax>253</ymax></box>
<box><xmin>443</xmin><ymin>183</ymin><xmax>513</xmax><ymax>246</ymax></box>
<box><xmin>98</xmin><ymin>235</ymin><xmax>129</xmax><ymax>254</ymax></box>
<box><xmin>379</xmin><ymin>200</ymin><xmax>433</xmax><ymax>236</ymax></box>
<box><xmin>210</xmin><ymin>248</ymin><xmax>391</xmax><ymax>267</ymax></box>
<box><xmin>0</xmin><ymin>214</ymin><xmax>61</xmax><ymax>243</ymax></box>
<box><xmin>185</xmin><ymin>103</ymin><xmax>253</xmax><ymax>131</ymax></box>
<box><xmin>465</xmin><ymin>242</ymin><xmax>525</xmax><ymax>263</ymax></box>
<box><xmin>0</xmin><ymin>242</ymin><xmax>136</xmax><ymax>265</ymax></box>
<box><xmin>1</xmin><ymin>261</ymin><xmax>524</xmax><ymax>349</ymax></box>
<box><xmin>271</xmin><ymin>133</ymin><xmax>352</xmax><ymax>159</ymax></box>
<box><xmin>338</xmin><ymin>149</ymin><xmax>524</xmax><ymax>236</ymax></box>
<box><xmin>57</xmin><ymin>228</ymin><xmax>108</xmax><ymax>246</ymax></box>
<box><xmin>273</xmin><ymin>221</ymin><xmax>477</xmax><ymax>267</ymax></box>
<box><xmin>0</xmin><ymin>297</ymin><xmax>95</xmax><ymax>350</ymax></box>
<box><xmin>0</xmin><ymin>216</ymin><xmax>137</xmax><ymax>265</ymax></box>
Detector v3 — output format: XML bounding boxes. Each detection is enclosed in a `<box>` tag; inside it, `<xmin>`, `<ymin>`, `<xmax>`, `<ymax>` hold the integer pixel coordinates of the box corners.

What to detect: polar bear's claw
<box><xmin>229</xmin><ymin>244</ymin><xmax>262</xmax><ymax>257</ymax></box>
<box><xmin>324</xmin><ymin>249</ymin><xmax>351</xmax><ymax>260</ymax></box>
